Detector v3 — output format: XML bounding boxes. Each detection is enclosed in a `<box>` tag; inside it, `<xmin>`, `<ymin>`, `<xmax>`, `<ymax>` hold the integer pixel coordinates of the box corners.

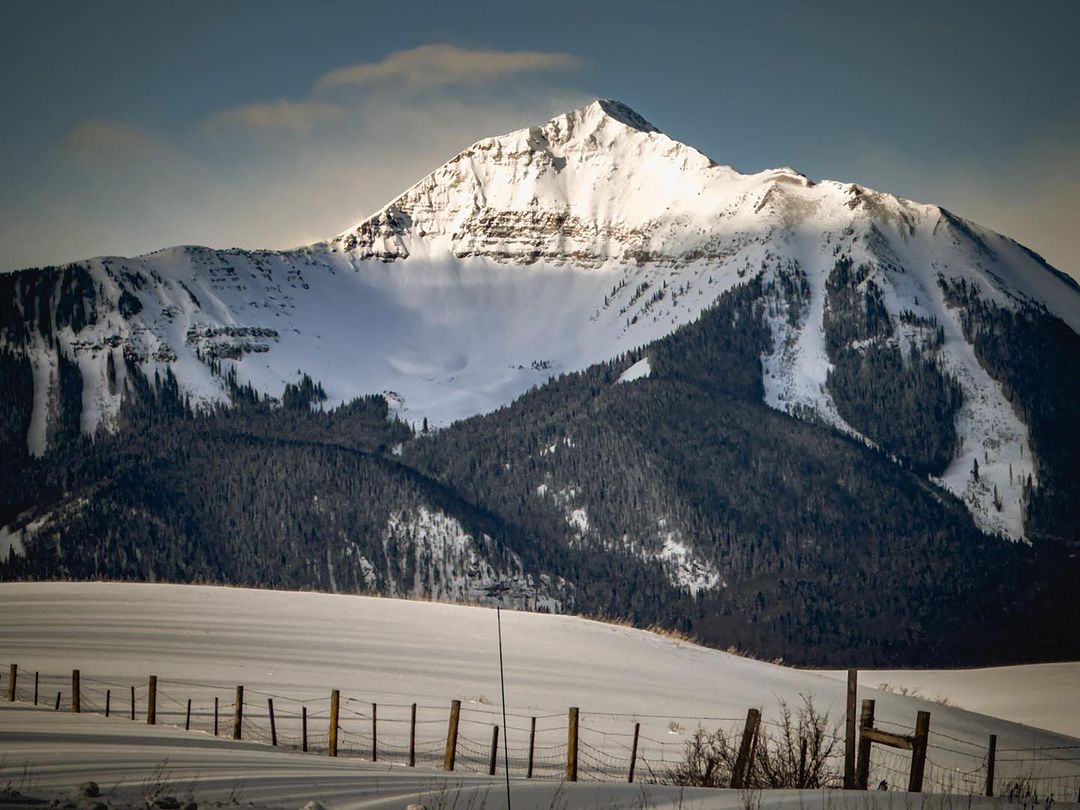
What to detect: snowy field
<box><xmin>1</xmin><ymin>582</ymin><xmax>1078</xmax><ymax>809</ymax></box>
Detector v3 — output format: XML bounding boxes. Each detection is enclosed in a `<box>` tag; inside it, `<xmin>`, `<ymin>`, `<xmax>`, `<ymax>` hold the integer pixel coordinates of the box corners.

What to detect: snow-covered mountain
<box><xmin>2</xmin><ymin>99</ymin><xmax>1078</xmax><ymax>543</ymax></box>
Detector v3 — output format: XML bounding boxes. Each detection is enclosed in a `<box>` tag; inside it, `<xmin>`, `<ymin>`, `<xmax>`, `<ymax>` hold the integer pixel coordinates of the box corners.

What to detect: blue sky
<box><xmin>2</xmin><ymin>0</ymin><xmax>1078</xmax><ymax>277</ymax></box>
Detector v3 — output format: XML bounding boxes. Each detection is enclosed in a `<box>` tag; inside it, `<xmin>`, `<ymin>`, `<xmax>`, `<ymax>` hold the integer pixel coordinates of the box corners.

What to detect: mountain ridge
<box><xmin>1</xmin><ymin>99</ymin><xmax>1078</xmax><ymax>628</ymax></box>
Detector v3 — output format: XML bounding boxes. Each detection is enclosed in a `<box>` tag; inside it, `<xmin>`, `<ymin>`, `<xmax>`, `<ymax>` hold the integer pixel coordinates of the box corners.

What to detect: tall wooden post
<box><xmin>628</xmin><ymin>722</ymin><xmax>641</xmax><ymax>783</ymax></box>
<box><xmin>371</xmin><ymin>702</ymin><xmax>377</xmax><ymax>762</ymax></box>
<box><xmin>566</xmin><ymin>707</ymin><xmax>579</xmax><ymax>782</ymax></box>
<box><xmin>985</xmin><ymin>734</ymin><xmax>997</xmax><ymax>797</ymax></box>
<box><xmin>106</xmin><ymin>689</ymin><xmax>111</xmax><ymax>718</ymax></box>
<box><xmin>527</xmin><ymin>717</ymin><xmax>537</xmax><ymax>779</ymax></box>
<box><xmin>329</xmin><ymin>690</ymin><xmax>340</xmax><ymax>757</ymax></box>
<box><xmin>908</xmin><ymin>711</ymin><xmax>930</xmax><ymax>793</ymax></box>
<box><xmin>488</xmin><ymin>725</ymin><xmax>500</xmax><ymax>775</ymax></box>
<box><xmin>268</xmin><ymin>699</ymin><xmax>277</xmax><ymax>746</ymax></box>
<box><xmin>732</xmin><ymin>708</ymin><xmax>761</xmax><ymax>789</ymax></box>
<box><xmin>855</xmin><ymin>699</ymin><xmax>876</xmax><ymax>789</ymax></box>
<box><xmin>232</xmin><ymin>685</ymin><xmax>244</xmax><ymax>740</ymax></box>
<box><xmin>444</xmin><ymin>699</ymin><xmax>461</xmax><ymax>771</ymax></box>
<box><xmin>302</xmin><ymin>705</ymin><xmax>308</xmax><ymax>752</ymax></box>
<box><xmin>130</xmin><ymin>685</ymin><xmax>135</xmax><ymax>720</ymax></box>
<box><xmin>409</xmin><ymin>703</ymin><xmax>417</xmax><ymax>767</ymax></box>
<box><xmin>147</xmin><ymin>675</ymin><xmax>157</xmax><ymax>725</ymax></box>
<box><xmin>214</xmin><ymin>697</ymin><xmax>219</xmax><ymax>736</ymax></box>
<box><xmin>185</xmin><ymin>699</ymin><xmax>192</xmax><ymax>731</ymax></box>
<box><xmin>844</xmin><ymin>669</ymin><xmax>857</xmax><ymax>789</ymax></box>
<box><xmin>71</xmin><ymin>670</ymin><xmax>81</xmax><ymax>713</ymax></box>
<box><xmin>799</xmin><ymin>737</ymin><xmax>808</xmax><ymax>788</ymax></box>
<box><xmin>6</xmin><ymin>664</ymin><xmax>15</xmax><ymax>701</ymax></box>
<box><xmin>747</xmin><ymin>712</ymin><xmax>761</xmax><ymax>786</ymax></box>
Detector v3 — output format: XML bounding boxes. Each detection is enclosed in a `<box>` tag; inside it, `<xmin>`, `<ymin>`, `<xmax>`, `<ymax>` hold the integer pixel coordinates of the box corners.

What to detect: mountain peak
<box><xmin>578</xmin><ymin>99</ymin><xmax>659</xmax><ymax>133</ymax></box>
<box><xmin>533</xmin><ymin>99</ymin><xmax>661</xmax><ymax>148</ymax></box>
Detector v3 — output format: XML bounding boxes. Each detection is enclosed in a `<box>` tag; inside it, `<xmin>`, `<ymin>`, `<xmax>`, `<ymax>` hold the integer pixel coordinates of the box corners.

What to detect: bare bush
<box><xmin>667</xmin><ymin>694</ymin><xmax>841</xmax><ymax>789</ymax></box>
<box><xmin>666</xmin><ymin>727</ymin><xmax>739</xmax><ymax>787</ymax></box>
<box><xmin>752</xmin><ymin>695</ymin><xmax>841</xmax><ymax>789</ymax></box>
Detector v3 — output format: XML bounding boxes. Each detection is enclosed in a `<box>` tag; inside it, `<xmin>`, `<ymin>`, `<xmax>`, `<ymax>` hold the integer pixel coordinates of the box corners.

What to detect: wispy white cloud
<box><xmin>195</xmin><ymin>44</ymin><xmax>581</xmax><ymax>139</ymax></box>
<box><xmin>314</xmin><ymin>44</ymin><xmax>582</xmax><ymax>93</ymax></box>
<box><xmin>202</xmin><ymin>99</ymin><xmax>344</xmax><ymax>135</ymax></box>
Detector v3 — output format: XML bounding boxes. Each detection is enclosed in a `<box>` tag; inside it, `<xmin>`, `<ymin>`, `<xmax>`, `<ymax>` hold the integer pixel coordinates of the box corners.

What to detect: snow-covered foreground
<box><xmin>7</xmin><ymin>704</ymin><xmax>1072</xmax><ymax>810</ymax></box>
<box><xmin>0</xmin><ymin>583</ymin><xmax>1077</xmax><ymax>808</ymax></box>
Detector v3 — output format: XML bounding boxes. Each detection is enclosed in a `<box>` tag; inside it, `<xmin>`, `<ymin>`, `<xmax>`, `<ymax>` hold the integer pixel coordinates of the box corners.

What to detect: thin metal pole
<box><xmin>497</xmin><ymin>605</ymin><xmax>512</xmax><ymax>810</ymax></box>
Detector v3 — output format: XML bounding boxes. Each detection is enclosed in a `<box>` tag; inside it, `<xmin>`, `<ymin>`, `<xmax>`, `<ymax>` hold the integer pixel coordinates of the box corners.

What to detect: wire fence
<box><xmin>2</xmin><ymin>662</ymin><xmax>1079</xmax><ymax>800</ymax></box>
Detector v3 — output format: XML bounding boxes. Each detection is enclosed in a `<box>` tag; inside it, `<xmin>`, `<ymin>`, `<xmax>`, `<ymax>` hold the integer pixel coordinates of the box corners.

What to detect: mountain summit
<box><xmin>331</xmin><ymin>98</ymin><xmax>747</xmax><ymax>265</ymax></box>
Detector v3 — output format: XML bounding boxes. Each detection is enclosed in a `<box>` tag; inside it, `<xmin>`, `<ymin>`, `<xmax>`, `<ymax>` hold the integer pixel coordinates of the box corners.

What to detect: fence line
<box><xmin>2</xmin><ymin>662</ymin><xmax>1078</xmax><ymax>799</ymax></box>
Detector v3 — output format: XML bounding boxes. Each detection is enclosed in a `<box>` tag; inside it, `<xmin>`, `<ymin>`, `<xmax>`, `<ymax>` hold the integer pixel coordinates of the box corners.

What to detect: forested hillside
<box><xmin>2</xmin><ymin>277</ymin><xmax>1077</xmax><ymax>667</ymax></box>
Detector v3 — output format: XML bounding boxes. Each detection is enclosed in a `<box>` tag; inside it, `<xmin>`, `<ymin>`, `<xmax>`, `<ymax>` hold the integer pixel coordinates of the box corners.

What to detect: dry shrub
<box><xmin>666</xmin><ymin>727</ymin><xmax>739</xmax><ymax>787</ymax></box>
<box><xmin>667</xmin><ymin>694</ymin><xmax>841</xmax><ymax>789</ymax></box>
<box><xmin>752</xmin><ymin>695</ymin><xmax>840</xmax><ymax>789</ymax></box>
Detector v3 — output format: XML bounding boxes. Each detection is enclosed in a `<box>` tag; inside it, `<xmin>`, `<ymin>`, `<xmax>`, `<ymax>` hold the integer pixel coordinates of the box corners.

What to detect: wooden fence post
<box><xmin>844</xmin><ymin>669</ymin><xmax>857</xmax><ymax>789</ymax></box>
<box><xmin>731</xmin><ymin>708</ymin><xmax>761</xmax><ymax>789</ymax></box>
<box><xmin>628</xmin><ymin>722</ymin><xmax>640</xmax><ymax>783</ymax></box>
<box><xmin>855</xmin><ymin>699</ymin><xmax>876</xmax><ymax>789</ymax></box>
<box><xmin>566</xmin><ymin>707</ymin><xmax>579</xmax><ymax>782</ymax></box>
<box><xmin>908</xmin><ymin>711</ymin><xmax>930</xmax><ymax>793</ymax></box>
<box><xmin>798</xmin><ymin>737</ymin><xmax>808</xmax><ymax>788</ymax></box>
<box><xmin>985</xmin><ymin>734</ymin><xmax>997</xmax><ymax>797</ymax></box>
<box><xmin>371</xmin><ymin>702</ymin><xmax>377</xmax><ymax>762</ymax></box>
<box><xmin>34</xmin><ymin>671</ymin><xmax>38</xmax><ymax>705</ymax></box>
<box><xmin>268</xmin><ymin>699</ymin><xmax>277</xmax><ymax>746</ymax></box>
<box><xmin>489</xmin><ymin>725</ymin><xmax>500</xmax><ymax>775</ymax></box>
<box><xmin>130</xmin><ymin>685</ymin><xmax>135</xmax><ymax>720</ymax></box>
<box><xmin>6</xmin><ymin>664</ymin><xmax>15</xmax><ymax>702</ymax></box>
<box><xmin>329</xmin><ymin>690</ymin><xmax>340</xmax><ymax>757</ymax></box>
<box><xmin>55</xmin><ymin>691</ymin><xmax>61</xmax><ymax>710</ymax></box>
<box><xmin>409</xmin><ymin>703</ymin><xmax>417</xmax><ymax>767</ymax></box>
<box><xmin>232</xmin><ymin>685</ymin><xmax>244</xmax><ymax>740</ymax></box>
<box><xmin>747</xmin><ymin>712</ymin><xmax>761</xmax><ymax>785</ymax></box>
<box><xmin>147</xmin><ymin>676</ymin><xmax>157</xmax><ymax>725</ymax></box>
<box><xmin>106</xmin><ymin>689</ymin><xmax>111</xmax><ymax>718</ymax></box>
<box><xmin>185</xmin><ymin>699</ymin><xmax>192</xmax><ymax>731</ymax></box>
<box><xmin>444</xmin><ymin>699</ymin><xmax>461</xmax><ymax>771</ymax></box>
<box><xmin>71</xmin><ymin>670</ymin><xmax>80</xmax><ymax>713</ymax></box>
<box><xmin>302</xmin><ymin>705</ymin><xmax>308</xmax><ymax>752</ymax></box>
<box><xmin>526</xmin><ymin>716</ymin><xmax>537</xmax><ymax>778</ymax></box>
<box><xmin>214</xmin><ymin>697</ymin><xmax>219</xmax><ymax>736</ymax></box>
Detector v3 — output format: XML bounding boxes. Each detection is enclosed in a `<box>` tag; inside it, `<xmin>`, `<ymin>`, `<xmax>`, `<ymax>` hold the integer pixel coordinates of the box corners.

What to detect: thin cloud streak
<box><xmin>196</xmin><ymin>44</ymin><xmax>582</xmax><ymax>137</ymax></box>
<box><xmin>314</xmin><ymin>44</ymin><xmax>582</xmax><ymax>93</ymax></box>
<box><xmin>202</xmin><ymin>99</ymin><xmax>344</xmax><ymax>135</ymax></box>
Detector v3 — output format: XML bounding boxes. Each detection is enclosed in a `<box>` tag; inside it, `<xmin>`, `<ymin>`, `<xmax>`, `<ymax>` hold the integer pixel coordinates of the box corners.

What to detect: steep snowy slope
<box><xmin>2</xmin><ymin>100</ymin><xmax>1078</xmax><ymax>542</ymax></box>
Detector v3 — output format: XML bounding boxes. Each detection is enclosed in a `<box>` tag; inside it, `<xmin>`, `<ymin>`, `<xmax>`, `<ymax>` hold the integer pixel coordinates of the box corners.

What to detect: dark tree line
<box><xmin>824</xmin><ymin>258</ymin><xmax>962</xmax><ymax>475</ymax></box>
